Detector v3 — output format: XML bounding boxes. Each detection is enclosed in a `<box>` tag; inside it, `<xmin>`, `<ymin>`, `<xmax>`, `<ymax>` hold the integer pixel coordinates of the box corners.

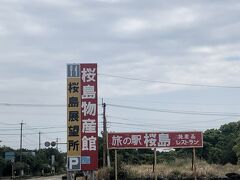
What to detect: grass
<box><xmin>97</xmin><ymin>159</ymin><xmax>240</xmax><ymax>179</ymax></box>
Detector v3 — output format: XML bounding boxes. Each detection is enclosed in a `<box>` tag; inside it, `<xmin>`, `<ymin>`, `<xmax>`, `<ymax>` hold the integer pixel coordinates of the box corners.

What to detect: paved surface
<box><xmin>29</xmin><ymin>175</ymin><xmax>65</xmax><ymax>180</ymax></box>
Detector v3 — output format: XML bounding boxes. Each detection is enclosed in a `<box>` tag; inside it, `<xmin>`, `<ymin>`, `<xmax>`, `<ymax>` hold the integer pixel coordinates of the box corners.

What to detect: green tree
<box><xmin>0</xmin><ymin>157</ymin><xmax>6</xmax><ymax>176</ymax></box>
<box><xmin>198</xmin><ymin>122</ymin><xmax>240</xmax><ymax>164</ymax></box>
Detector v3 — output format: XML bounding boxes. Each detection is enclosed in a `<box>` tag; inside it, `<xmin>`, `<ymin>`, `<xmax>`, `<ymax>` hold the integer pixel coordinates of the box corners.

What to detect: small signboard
<box><xmin>5</xmin><ymin>152</ymin><xmax>15</xmax><ymax>161</ymax></box>
<box><xmin>51</xmin><ymin>141</ymin><xmax>56</xmax><ymax>147</ymax></box>
<box><xmin>45</xmin><ymin>141</ymin><xmax>50</xmax><ymax>147</ymax></box>
<box><xmin>67</xmin><ymin>156</ymin><xmax>81</xmax><ymax>171</ymax></box>
<box><xmin>108</xmin><ymin>131</ymin><xmax>203</xmax><ymax>149</ymax></box>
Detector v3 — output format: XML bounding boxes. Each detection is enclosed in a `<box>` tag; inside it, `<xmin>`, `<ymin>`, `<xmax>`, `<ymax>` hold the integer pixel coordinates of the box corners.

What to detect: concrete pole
<box><xmin>102</xmin><ymin>101</ymin><xmax>107</xmax><ymax>167</ymax></box>
<box><xmin>115</xmin><ymin>150</ymin><xmax>118</xmax><ymax>180</ymax></box>
<box><xmin>20</xmin><ymin>122</ymin><xmax>23</xmax><ymax>163</ymax></box>
<box><xmin>39</xmin><ymin>132</ymin><xmax>41</xmax><ymax>150</ymax></box>
<box><xmin>154</xmin><ymin>148</ymin><xmax>157</xmax><ymax>180</ymax></box>
<box><xmin>193</xmin><ymin>148</ymin><xmax>197</xmax><ymax>180</ymax></box>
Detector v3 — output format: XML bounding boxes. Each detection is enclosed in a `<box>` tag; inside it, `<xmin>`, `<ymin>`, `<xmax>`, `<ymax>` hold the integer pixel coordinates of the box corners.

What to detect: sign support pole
<box><xmin>115</xmin><ymin>149</ymin><xmax>118</xmax><ymax>180</ymax></box>
<box><xmin>11</xmin><ymin>162</ymin><xmax>14</xmax><ymax>179</ymax></box>
<box><xmin>193</xmin><ymin>148</ymin><xmax>197</xmax><ymax>180</ymax></box>
<box><xmin>67</xmin><ymin>171</ymin><xmax>73</xmax><ymax>180</ymax></box>
<box><xmin>90</xmin><ymin>171</ymin><xmax>95</xmax><ymax>180</ymax></box>
<box><xmin>154</xmin><ymin>148</ymin><xmax>157</xmax><ymax>180</ymax></box>
<box><xmin>192</xmin><ymin>148</ymin><xmax>194</xmax><ymax>171</ymax></box>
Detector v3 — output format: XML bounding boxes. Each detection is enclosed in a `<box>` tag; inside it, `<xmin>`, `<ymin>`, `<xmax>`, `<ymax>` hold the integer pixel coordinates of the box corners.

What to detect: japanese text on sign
<box><xmin>108</xmin><ymin>132</ymin><xmax>203</xmax><ymax>149</ymax></box>
<box><xmin>67</xmin><ymin>63</ymin><xmax>98</xmax><ymax>171</ymax></box>
<box><xmin>67</xmin><ymin>64</ymin><xmax>81</xmax><ymax>157</ymax></box>
<box><xmin>80</xmin><ymin>64</ymin><xmax>98</xmax><ymax>171</ymax></box>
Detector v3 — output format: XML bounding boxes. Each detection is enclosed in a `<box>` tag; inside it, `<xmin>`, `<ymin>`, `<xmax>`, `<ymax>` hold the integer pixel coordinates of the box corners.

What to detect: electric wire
<box><xmin>0</xmin><ymin>103</ymin><xmax>102</xmax><ymax>107</ymax></box>
<box><xmin>0</xmin><ymin>102</ymin><xmax>238</xmax><ymax>117</ymax></box>
<box><xmin>99</xmin><ymin>73</ymin><xmax>240</xmax><ymax>89</ymax></box>
<box><xmin>107</xmin><ymin>115</ymin><xmax>232</xmax><ymax>125</ymax></box>
<box><xmin>107</xmin><ymin>103</ymin><xmax>240</xmax><ymax>117</ymax></box>
<box><xmin>0</xmin><ymin>130</ymin><xmax>67</xmax><ymax>136</ymax></box>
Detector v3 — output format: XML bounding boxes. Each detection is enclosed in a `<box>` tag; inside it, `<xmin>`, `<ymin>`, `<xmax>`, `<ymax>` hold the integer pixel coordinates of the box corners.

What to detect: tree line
<box><xmin>103</xmin><ymin>121</ymin><xmax>240</xmax><ymax>166</ymax></box>
<box><xmin>1</xmin><ymin>121</ymin><xmax>240</xmax><ymax>176</ymax></box>
<box><xmin>0</xmin><ymin>147</ymin><xmax>65</xmax><ymax>176</ymax></box>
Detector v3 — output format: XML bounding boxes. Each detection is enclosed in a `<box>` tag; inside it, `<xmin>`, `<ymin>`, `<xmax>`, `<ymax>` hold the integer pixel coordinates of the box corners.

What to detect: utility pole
<box><xmin>102</xmin><ymin>99</ymin><xmax>111</xmax><ymax>167</ymax></box>
<box><xmin>102</xmin><ymin>100</ymin><xmax>106</xmax><ymax>167</ymax></box>
<box><xmin>56</xmin><ymin>138</ymin><xmax>58</xmax><ymax>151</ymax></box>
<box><xmin>38</xmin><ymin>132</ymin><xmax>41</xmax><ymax>150</ymax></box>
<box><xmin>20</xmin><ymin>121</ymin><xmax>24</xmax><ymax>163</ymax></box>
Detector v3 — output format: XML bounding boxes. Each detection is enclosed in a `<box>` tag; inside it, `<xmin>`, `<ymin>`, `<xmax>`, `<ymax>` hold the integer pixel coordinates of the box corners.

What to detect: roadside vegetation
<box><xmin>2</xmin><ymin>121</ymin><xmax>240</xmax><ymax>179</ymax></box>
<box><xmin>0</xmin><ymin>147</ymin><xmax>65</xmax><ymax>177</ymax></box>
<box><xmin>97</xmin><ymin>121</ymin><xmax>240</xmax><ymax>179</ymax></box>
<box><xmin>97</xmin><ymin>159</ymin><xmax>240</xmax><ymax>179</ymax></box>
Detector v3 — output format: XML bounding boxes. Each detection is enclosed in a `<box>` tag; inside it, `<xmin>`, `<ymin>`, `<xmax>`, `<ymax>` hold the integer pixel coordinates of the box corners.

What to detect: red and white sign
<box><xmin>80</xmin><ymin>64</ymin><xmax>98</xmax><ymax>170</ymax></box>
<box><xmin>67</xmin><ymin>63</ymin><xmax>98</xmax><ymax>171</ymax></box>
<box><xmin>108</xmin><ymin>131</ymin><xmax>203</xmax><ymax>149</ymax></box>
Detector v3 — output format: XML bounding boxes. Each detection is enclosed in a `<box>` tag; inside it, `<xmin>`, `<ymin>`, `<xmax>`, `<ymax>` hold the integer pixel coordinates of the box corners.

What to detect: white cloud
<box><xmin>22</xmin><ymin>21</ymin><xmax>48</xmax><ymax>35</ymax></box>
<box><xmin>40</xmin><ymin>0</ymin><xmax>76</xmax><ymax>7</ymax></box>
<box><xmin>154</xmin><ymin>7</ymin><xmax>198</xmax><ymax>30</ymax></box>
<box><xmin>94</xmin><ymin>0</ymin><xmax>121</xmax><ymax>2</ymax></box>
<box><xmin>190</xmin><ymin>47</ymin><xmax>213</xmax><ymax>54</ymax></box>
<box><xmin>0</xmin><ymin>26</ymin><xmax>8</xmax><ymax>36</ymax></box>
<box><xmin>114</xmin><ymin>18</ymin><xmax>147</xmax><ymax>34</ymax></box>
<box><xmin>113</xmin><ymin>7</ymin><xmax>198</xmax><ymax>36</ymax></box>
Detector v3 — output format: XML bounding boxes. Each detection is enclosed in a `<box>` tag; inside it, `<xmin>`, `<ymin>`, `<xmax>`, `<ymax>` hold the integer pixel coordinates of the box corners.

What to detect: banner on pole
<box><xmin>108</xmin><ymin>131</ymin><xmax>203</xmax><ymax>149</ymax></box>
<box><xmin>67</xmin><ymin>63</ymin><xmax>98</xmax><ymax>171</ymax></box>
<box><xmin>80</xmin><ymin>64</ymin><xmax>98</xmax><ymax>171</ymax></box>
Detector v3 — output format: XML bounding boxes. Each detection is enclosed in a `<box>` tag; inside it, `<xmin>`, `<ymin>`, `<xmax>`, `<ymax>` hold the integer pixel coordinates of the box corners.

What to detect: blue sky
<box><xmin>0</xmin><ymin>0</ymin><xmax>240</xmax><ymax>151</ymax></box>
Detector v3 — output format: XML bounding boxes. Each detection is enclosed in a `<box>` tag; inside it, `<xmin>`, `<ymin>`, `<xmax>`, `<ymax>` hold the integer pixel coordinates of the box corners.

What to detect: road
<box><xmin>0</xmin><ymin>174</ymin><xmax>90</xmax><ymax>180</ymax></box>
<box><xmin>29</xmin><ymin>174</ymin><xmax>65</xmax><ymax>180</ymax></box>
<box><xmin>0</xmin><ymin>175</ymin><xmax>66</xmax><ymax>180</ymax></box>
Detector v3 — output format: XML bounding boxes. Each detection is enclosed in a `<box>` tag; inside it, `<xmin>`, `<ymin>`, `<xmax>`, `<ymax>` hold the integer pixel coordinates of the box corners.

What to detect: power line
<box><xmin>0</xmin><ymin>130</ymin><xmax>66</xmax><ymax>136</ymax></box>
<box><xmin>108</xmin><ymin>124</ymin><xmax>151</xmax><ymax>131</ymax></box>
<box><xmin>0</xmin><ymin>122</ymin><xmax>20</xmax><ymax>126</ymax></box>
<box><xmin>107</xmin><ymin>103</ymin><xmax>240</xmax><ymax>117</ymax></box>
<box><xmin>0</xmin><ymin>124</ymin><xmax>104</xmax><ymax>135</ymax></box>
<box><xmin>23</xmin><ymin>136</ymin><xmax>37</xmax><ymax>146</ymax></box>
<box><xmin>107</xmin><ymin>116</ymin><xmax>231</xmax><ymax>127</ymax></box>
<box><xmin>107</xmin><ymin>115</ymin><xmax>232</xmax><ymax>125</ymax></box>
<box><xmin>25</xmin><ymin>125</ymin><xmax>66</xmax><ymax>128</ymax></box>
<box><xmin>0</xmin><ymin>103</ymin><xmax>65</xmax><ymax>107</ymax></box>
<box><xmin>99</xmin><ymin>73</ymin><xmax>240</xmax><ymax>89</ymax></box>
<box><xmin>108</xmin><ymin>120</ymin><xmax>229</xmax><ymax>128</ymax></box>
<box><xmin>0</xmin><ymin>103</ymin><xmax>102</xmax><ymax>107</ymax></box>
<box><xmin>109</xmin><ymin>121</ymin><xmax>162</xmax><ymax>127</ymax></box>
<box><xmin>0</xmin><ymin>111</ymin><xmax>65</xmax><ymax>116</ymax></box>
<box><xmin>108</xmin><ymin>121</ymin><xmax>222</xmax><ymax>131</ymax></box>
<box><xmin>0</xmin><ymin>126</ymin><xmax>66</xmax><ymax>131</ymax></box>
<box><xmin>0</xmin><ymin>101</ymin><xmax>238</xmax><ymax>110</ymax></box>
<box><xmin>102</xmin><ymin>98</ymin><xmax>240</xmax><ymax>107</ymax></box>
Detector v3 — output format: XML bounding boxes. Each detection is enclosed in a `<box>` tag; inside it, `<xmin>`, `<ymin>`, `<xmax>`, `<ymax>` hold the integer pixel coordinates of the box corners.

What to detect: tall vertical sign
<box><xmin>80</xmin><ymin>64</ymin><xmax>98</xmax><ymax>170</ymax></box>
<box><xmin>67</xmin><ymin>64</ymin><xmax>81</xmax><ymax>171</ymax></box>
<box><xmin>67</xmin><ymin>63</ymin><xmax>98</xmax><ymax>171</ymax></box>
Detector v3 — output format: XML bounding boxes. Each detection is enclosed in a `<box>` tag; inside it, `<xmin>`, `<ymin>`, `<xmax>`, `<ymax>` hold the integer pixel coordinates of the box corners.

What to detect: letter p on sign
<box><xmin>67</xmin><ymin>156</ymin><xmax>81</xmax><ymax>171</ymax></box>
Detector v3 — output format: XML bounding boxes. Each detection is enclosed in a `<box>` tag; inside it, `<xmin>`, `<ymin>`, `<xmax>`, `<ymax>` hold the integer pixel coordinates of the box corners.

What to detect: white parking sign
<box><xmin>67</xmin><ymin>156</ymin><xmax>81</xmax><ymax>171</ymax></box>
